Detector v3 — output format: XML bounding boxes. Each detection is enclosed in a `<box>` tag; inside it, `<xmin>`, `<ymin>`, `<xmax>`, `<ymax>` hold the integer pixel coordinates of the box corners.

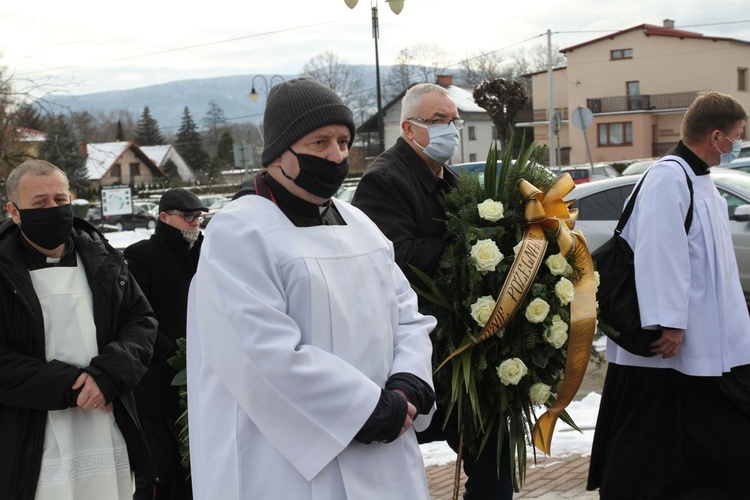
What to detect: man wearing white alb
<box><xmin>588</xmin><ymin>91</ymin><xmax>750</xmax><ymax>498</ymax></box>
<box><xmin>186</xmin><ymin>78</ymin><xmax>436</xmax><ymax>499</ymax></box>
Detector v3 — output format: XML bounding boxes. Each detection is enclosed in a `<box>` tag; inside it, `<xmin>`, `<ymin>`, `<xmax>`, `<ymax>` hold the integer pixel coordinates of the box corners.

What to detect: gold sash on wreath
<box><xmin>436</xmin><ymin>173</ymin><xmax>597</xmax><ymax>454</ymax></box>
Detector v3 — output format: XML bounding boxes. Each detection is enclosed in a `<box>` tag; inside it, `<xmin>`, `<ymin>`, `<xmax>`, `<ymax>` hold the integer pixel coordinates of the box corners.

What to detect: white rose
<box><xmin>529</xmin><ymin>382</ymin><xmax>552</xmax><ymax>405</ymax></box>
<box><xmin>545</xmin><ymin>253</ymin><xmax>572</xmax><ymax>276</ymax></box>
<box><xmin>512</xmin><ymin>240</ymin><xmax>523</xmax><ymax>256</ymax></box>
<box><xmin>470</xmin><ymin>239</ymin><xmax>504</xmax><ymax>274</ymax></box>
<box><xmin>525</xmin><ymin>297</ymin><xmax>550</xmax><ymax>324</ymax></box>
<box><xmin>544</xmin><ymin>314</ymin><xmax>569</xmax><ymax>349</ymax></box>
<box><xmin>497</xmin><ymin>358</ymin><xmax>528</xmax><ymax>386</ymax></box>
<box><xmin>470</xmin><ymin>295</ymin><xmax>496</xmax><ymax>327</ymax></box>
<box><xmin>555</xmin><ymin>277</ymin><xmax>575</xmax><ymax>305</ymax></box>
<box><xmin>477</xmin><ymin>199</ymin><xmax>504</xmax><ymax>222</ymax></box>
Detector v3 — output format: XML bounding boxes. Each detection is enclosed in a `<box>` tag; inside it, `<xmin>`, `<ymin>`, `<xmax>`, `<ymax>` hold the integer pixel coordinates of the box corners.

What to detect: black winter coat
<box><xmin>124</xmin><ymin>221</ymin><xmax>202</xmax><ymax>416</ymax></box>
<box><xmin>352</xmin><ymin>137</ymin><xmax>459</xmax><ymax>284</ymax></box>
<box><xmin>0</xmin><ymin>218</ymin><xmax>158</xmax><ymax>500</ymax></box>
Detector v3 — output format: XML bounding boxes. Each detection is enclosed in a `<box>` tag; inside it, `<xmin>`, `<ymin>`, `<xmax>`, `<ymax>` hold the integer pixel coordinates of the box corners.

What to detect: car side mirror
<box><xmin>734</xmin><ymin>204</ymin><xmax>750</xmax><ymax>222</ymax></box>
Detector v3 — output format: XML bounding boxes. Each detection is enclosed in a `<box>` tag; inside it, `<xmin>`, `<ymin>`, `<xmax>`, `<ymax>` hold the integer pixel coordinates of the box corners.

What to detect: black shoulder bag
<box><xmin>591</xmin><ymin>161</ymin><xmax>693</xmax><ymax>357</ymax></box>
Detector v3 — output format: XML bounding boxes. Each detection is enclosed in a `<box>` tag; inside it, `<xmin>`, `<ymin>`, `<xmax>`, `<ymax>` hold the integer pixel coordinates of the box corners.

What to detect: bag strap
<box><xmin>615</xmin><ymin>158</ymin><xmax>694</xmax><ymax>235</ymax></box>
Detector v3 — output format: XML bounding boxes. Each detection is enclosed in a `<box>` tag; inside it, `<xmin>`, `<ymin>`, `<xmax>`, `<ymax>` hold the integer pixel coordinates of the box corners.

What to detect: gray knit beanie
<box><xmin>261</xmin><ymin>78</ymin><xmax>356</xmax><ymax>166</ymax></box>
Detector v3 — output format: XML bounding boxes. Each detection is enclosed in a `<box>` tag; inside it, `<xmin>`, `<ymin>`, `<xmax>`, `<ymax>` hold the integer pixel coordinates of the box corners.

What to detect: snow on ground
<box><xmin>105</xmin><ymin>228</ymin><xmax>154</xmax><ymax>250</ymax></box>
<box><xmin>419</xmin><ymin>392</ymin><xmax>602</xmax><ymax>467</ymax></box>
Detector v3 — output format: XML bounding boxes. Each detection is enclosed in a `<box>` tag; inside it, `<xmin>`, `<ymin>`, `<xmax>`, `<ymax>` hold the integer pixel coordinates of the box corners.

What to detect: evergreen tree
<box><xmin>134</xmin><ymin>106</ymin><xmax>165</xmax><ymax>146</ymax></box>
<box><xmin>174</xmin><ymin>107</ymin><xmax>210</xmax><ymax>178</ymax></box>
<box><xmin>202</xmin><ymin>100</ymin><xmax>228</xmax><ymax>156</ymax></box>
<box><xmin>215</xmin><ymin>130</ymin><xmax>235</xmax><ymax>170</ymax></box>
<box><xmin>162</xmin><ymin>158</ymin><xmax>179</xmax><ymax>181</ymax></box>
<box><xmin>116</xmin><ymin>120</ymin><xmax>125</xmax><ymax>141</ymax></box>
<box><xmin>40</xmin><ymin>114</ymin><xmax>90</xmax><ymax>193</ymax></box>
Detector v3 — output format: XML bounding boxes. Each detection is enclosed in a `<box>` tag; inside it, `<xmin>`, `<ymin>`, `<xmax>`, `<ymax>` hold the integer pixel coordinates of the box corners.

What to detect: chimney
<box><xmin>436</xmin><ymin>74</ymin><xmax>453</xmax><ymax>87</ymax></box>
<box><xmin>78</xmin><ymin>143</ymin><xmax>88</xmax><ymax>156</ymax></box>
<box><xmin>663</xmin><ymin>19</ymin><xmax>675</xmax><ymax>29</ymax></box>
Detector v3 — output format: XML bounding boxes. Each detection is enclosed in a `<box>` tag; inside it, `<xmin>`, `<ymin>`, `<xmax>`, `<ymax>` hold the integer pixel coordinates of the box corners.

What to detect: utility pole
<box><xmin>547</xmin><ymin>29</ymin><xmax>557</xmax><ymax>168</ymax></box>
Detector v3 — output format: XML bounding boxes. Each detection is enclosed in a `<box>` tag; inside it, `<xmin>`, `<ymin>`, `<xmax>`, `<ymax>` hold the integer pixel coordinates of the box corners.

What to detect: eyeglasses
<box><xmin>409</xmin><ymin>117</ymin><xmax>465</xmax><ymax>130</ymax></box>
<box><xmin>166</xmin><ymin>211</ymin><xmax>204</xmax><ymax>223</ymax></box>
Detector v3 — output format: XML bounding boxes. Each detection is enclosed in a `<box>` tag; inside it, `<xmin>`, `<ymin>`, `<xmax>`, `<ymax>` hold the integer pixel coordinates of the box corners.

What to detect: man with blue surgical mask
<box><xmin>354</xmin><ymin>83</ymin><xmax>515</xmax><ymax>499</ymax></box>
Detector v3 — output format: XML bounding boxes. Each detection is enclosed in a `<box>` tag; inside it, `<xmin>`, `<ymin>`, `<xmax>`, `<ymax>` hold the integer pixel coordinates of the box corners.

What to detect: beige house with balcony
<box><xmin>520</xmin><ymin>19</ymin><xmax>750</xmax><ymax>165</ymax></box>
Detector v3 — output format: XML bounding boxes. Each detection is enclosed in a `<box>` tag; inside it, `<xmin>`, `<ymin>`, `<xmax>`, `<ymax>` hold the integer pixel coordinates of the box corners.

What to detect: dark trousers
<box><xmin>134</xmin><ymin>416</ymin><xmax>192</xmax><ymax>500</ymax></box>
<box><xmin>419</xmin><ymin>406</ymin><xmax>514</xmax><ymax>500</ymax></box>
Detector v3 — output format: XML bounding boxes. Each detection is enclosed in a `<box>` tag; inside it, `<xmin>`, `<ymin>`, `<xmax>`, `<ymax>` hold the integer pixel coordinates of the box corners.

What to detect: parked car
<box><xmin>134</xmin><ymin>200</ymin><xmax>158</xmax><ymax>213</ymax></box>
<box><xmin>198</xmin><ymin>194</ymin><xmax>227</xmax><ymax>210</ymax></box>
<box><xmin>561</xmin><ymin>163</ymin><xmax>620</xmax><ymax>184</ymax></box>
<box><xmin>725</xmin><ymin>157</ymin><xmax>750</xmax><ymax>174</ymax></box>
<box><xmin>566</xmin><ymin>167</ymin><xmax>750</xmax><ymax>301</ymax></box>
<box><xmin>335</xmin><ymin>186</ymin><xmax>356</xmax><ymax>203</ymax></box>
<box><xmin>736</xmin><ymin>140</ymin><xmax>750</xmax><ymax>159</ymax></box>
<box><xmin>87</xmin><ymin>204</ymin><xmax>157</xmax><ymax>231</ymax></box>
<box><xmin>621</xmin><ymin>159</ymin><xmax>656</xmax><ymax>176</ymax></box>
<box><xmin>199</xmin><ymin>198</ymin><xmax>232</xmax><ymax>228</ymax></box>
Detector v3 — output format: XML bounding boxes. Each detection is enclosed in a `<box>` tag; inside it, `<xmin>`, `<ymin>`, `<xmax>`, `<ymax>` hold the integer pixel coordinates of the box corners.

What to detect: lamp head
<box><xmin>249</xmin><ymin>87</ymin><xmax>259</xmax><ymax>102</ymax></box>
<box><xmin>387</xmin><ymin>0</ymin><xmax>404</xmax><ymax>14</ymax></box>
<box><xmin>344</xmin><ymin>0</ymin><xmax>358</xmax><ymax>8</ymax></box>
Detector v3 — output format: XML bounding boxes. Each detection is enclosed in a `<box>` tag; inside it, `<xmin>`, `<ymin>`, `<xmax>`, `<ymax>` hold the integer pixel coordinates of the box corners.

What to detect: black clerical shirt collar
<box><xmin>263</xmin><ymin>173</ymin><xmax>345</xmax><ymax>227</ymax></box>
<box><xmin>19</xmin><ymin>234</ymin><xmax>76</xmax><ymax>270</ymax></box>
<box><xmin>672</xmin><ymin>141</ymin><xmax>711</xmax><ymax>176</ymax></box>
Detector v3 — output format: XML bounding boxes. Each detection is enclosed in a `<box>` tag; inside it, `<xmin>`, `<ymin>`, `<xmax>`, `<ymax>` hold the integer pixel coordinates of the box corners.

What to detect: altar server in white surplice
<box><xmin>588</xmin><ymin>91</ymin><xmax>750</xmax><ymax>499</ymax></box>
<box><xmin>0</xmin><ymin>160</ymin><xmax>157</xmax><ymax>500</ymax></box>
<box><xmin>187</xmin><ymin>78</ymin><xmax>437</xmax><ymax>500</ymax></box>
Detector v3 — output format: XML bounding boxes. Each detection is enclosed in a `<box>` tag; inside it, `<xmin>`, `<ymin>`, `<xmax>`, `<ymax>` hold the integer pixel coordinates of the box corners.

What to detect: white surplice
<box><xmin>187</xmin><ymin>195</ymin><xmax>436</xmax><ymax>500</ymax></box>
<box><xmin>30</xmin><ymin>256</ymin><xmax>132</xmax><ymax>500</ymax></box>
<box><xmin>608</xmin><ymin>156</ymin><xmax>750</xmax><ymax>375</ymax></box>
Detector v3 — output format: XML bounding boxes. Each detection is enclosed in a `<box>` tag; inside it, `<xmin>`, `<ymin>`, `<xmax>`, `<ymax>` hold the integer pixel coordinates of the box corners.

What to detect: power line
<box><xmin>17</xmin><ymin>19</ymin><xmax>345</xmax><ymax>77</ymax></box>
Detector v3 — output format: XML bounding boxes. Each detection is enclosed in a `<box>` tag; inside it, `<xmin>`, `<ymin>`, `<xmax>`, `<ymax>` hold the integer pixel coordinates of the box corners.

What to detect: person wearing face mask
<box><xmin>587</xmin><ymin>91</ymin><xmax>750</xmax><ymax>498</ymax></box>
<box><xmin>353</xmin><ymin>83</ymin><xmax>514</xmax><ymax>499</ymax></box>
<box><xmin>0</xmin><ymin>160</ymin><xmax>157</xmax><ymax>500</ymax></box>
<box><xmin>186</xmin><ymin>78</ymin><xmax>437</xmax><ymax>500</ymax></box>
<box><xmin>124</xmin><ymin>188</ymin><xmax>208</xmax><ymax>500</ymax></box>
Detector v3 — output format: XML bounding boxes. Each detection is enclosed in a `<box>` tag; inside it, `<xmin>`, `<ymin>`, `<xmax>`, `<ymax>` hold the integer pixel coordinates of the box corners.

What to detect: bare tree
<box><xmin>384</xmin><ymin>44</ymin><xmax>452</xmax><ymax>99</ymax></box>
<box><xmin>507</xmin><ymin>43</ymin><xmax>566</xmax><ymax>78</ymax></box>
<box><xmin>458</xmin><ymin>52</ymin><xmax>511</xmax><ymax>87</ymax></box>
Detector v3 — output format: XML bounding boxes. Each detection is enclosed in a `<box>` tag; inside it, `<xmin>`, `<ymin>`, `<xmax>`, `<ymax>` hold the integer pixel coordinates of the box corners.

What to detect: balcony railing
<box><xmin>586</xmin><ymin>91</ymin><xmax>699</xmax><ymax>114</ymax></box>
<box><xmin>515</xmin><ymin>107</ymin><xmax>569</xmax><ymax>123</ymax></box>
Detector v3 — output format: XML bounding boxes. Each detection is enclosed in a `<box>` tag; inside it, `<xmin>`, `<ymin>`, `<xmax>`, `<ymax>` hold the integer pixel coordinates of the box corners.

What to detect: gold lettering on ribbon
<box><xmin>435</xmin><ymin>224</ymin><xmax>547</xmax><ymax>373</ymax></box>
<box><xmin>532</xmin><ymin>232</ymin><xmax>597</xmax><ymax>455</ymax></box>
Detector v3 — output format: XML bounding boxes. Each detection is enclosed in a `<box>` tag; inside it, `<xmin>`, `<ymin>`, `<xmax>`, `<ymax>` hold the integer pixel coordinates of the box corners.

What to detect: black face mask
<box><xmin>15</xmin><ymin>203</ymin><xmax>74</xmax><ymax>250</ymax></box>
<box><xmin>284</xmin><ymin>149</ymin><xmax>350</xmax><ymax>199</ymax></box>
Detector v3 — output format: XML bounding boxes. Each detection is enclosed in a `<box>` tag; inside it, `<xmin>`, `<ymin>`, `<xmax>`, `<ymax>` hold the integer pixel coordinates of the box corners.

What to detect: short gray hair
<box><xmin>6</xmin><ymin>160</ymin><xmax>69</xmax><ymax>204</ymax></box>
<box><xmin>400</xmin><ymin>83</ymin><xmax>451</xmax><ymax>126</ymax></box>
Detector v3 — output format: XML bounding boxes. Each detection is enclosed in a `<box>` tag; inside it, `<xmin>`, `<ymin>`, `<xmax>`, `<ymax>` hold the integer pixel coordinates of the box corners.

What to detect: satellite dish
<box><xmin>571</xmin><ymin>106</ymin><xmax>594</xmax><ymax>130</ymax></box>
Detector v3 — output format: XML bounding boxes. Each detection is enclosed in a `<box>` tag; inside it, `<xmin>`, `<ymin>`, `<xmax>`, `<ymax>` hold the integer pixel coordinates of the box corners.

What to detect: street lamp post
<box><xmin>344</xmin><ymin>0</ymin><xmax>405</xmax><ymax>154</ymax></box>
<box><xmin>249</xmin><ymin>75</ymin><xmax>285</xmax><ymax>102</ymax></box>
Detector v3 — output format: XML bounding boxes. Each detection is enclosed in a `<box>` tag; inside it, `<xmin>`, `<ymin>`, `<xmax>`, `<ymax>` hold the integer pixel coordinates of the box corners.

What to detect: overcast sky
<box><xmin>3</xmin><ymin>0</ymin><xmax>750</xmax><ymax>96</ymax></box>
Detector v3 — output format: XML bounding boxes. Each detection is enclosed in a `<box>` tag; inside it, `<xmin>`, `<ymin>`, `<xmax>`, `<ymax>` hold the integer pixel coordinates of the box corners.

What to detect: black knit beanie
<box><xmin>261</xmin><ymin>78</ymin><xmax>356</xmax><ymax>166</ymax></box>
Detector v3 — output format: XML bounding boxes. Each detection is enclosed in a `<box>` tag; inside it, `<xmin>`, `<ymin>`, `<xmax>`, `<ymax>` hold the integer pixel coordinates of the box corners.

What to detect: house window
<box><xmin>111</xmin><ymin>164</ymin><xmax>121</xmax><ymax>178</ymax></box>
<box><xmin>598</xmin><ymin>122</ymin><xmax>633</xmax><ymax>146</ymax></box>
<box><xmin>739</xmin><ymin>68</ymin><xmax>748</xmax><ymax>92</ymax></box>
<box><xmin>610</xmin><ymin>48</ymin><xmax>633</xmax><ymax>60</ymax></box>
<box><xmin>130</xmin><ymin>163</ymin><xmax>140</xmax><ymax>176</ymax></box>
<box><xmin>468</xmin><ymin>126</ymin><xmax>477</xmax><ymax>141</ymax></box>
<box><xmin>469</xmin><ymin>153</ymin><xmax>477</xmax><ymax>162</ymax></box>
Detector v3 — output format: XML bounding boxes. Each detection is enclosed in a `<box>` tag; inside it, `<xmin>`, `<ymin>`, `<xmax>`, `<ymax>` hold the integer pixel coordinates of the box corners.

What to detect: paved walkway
<box><xmin>427</xmin><ymin>454</ymin><xmax>598</xmax><ymax>499</ymax></box>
